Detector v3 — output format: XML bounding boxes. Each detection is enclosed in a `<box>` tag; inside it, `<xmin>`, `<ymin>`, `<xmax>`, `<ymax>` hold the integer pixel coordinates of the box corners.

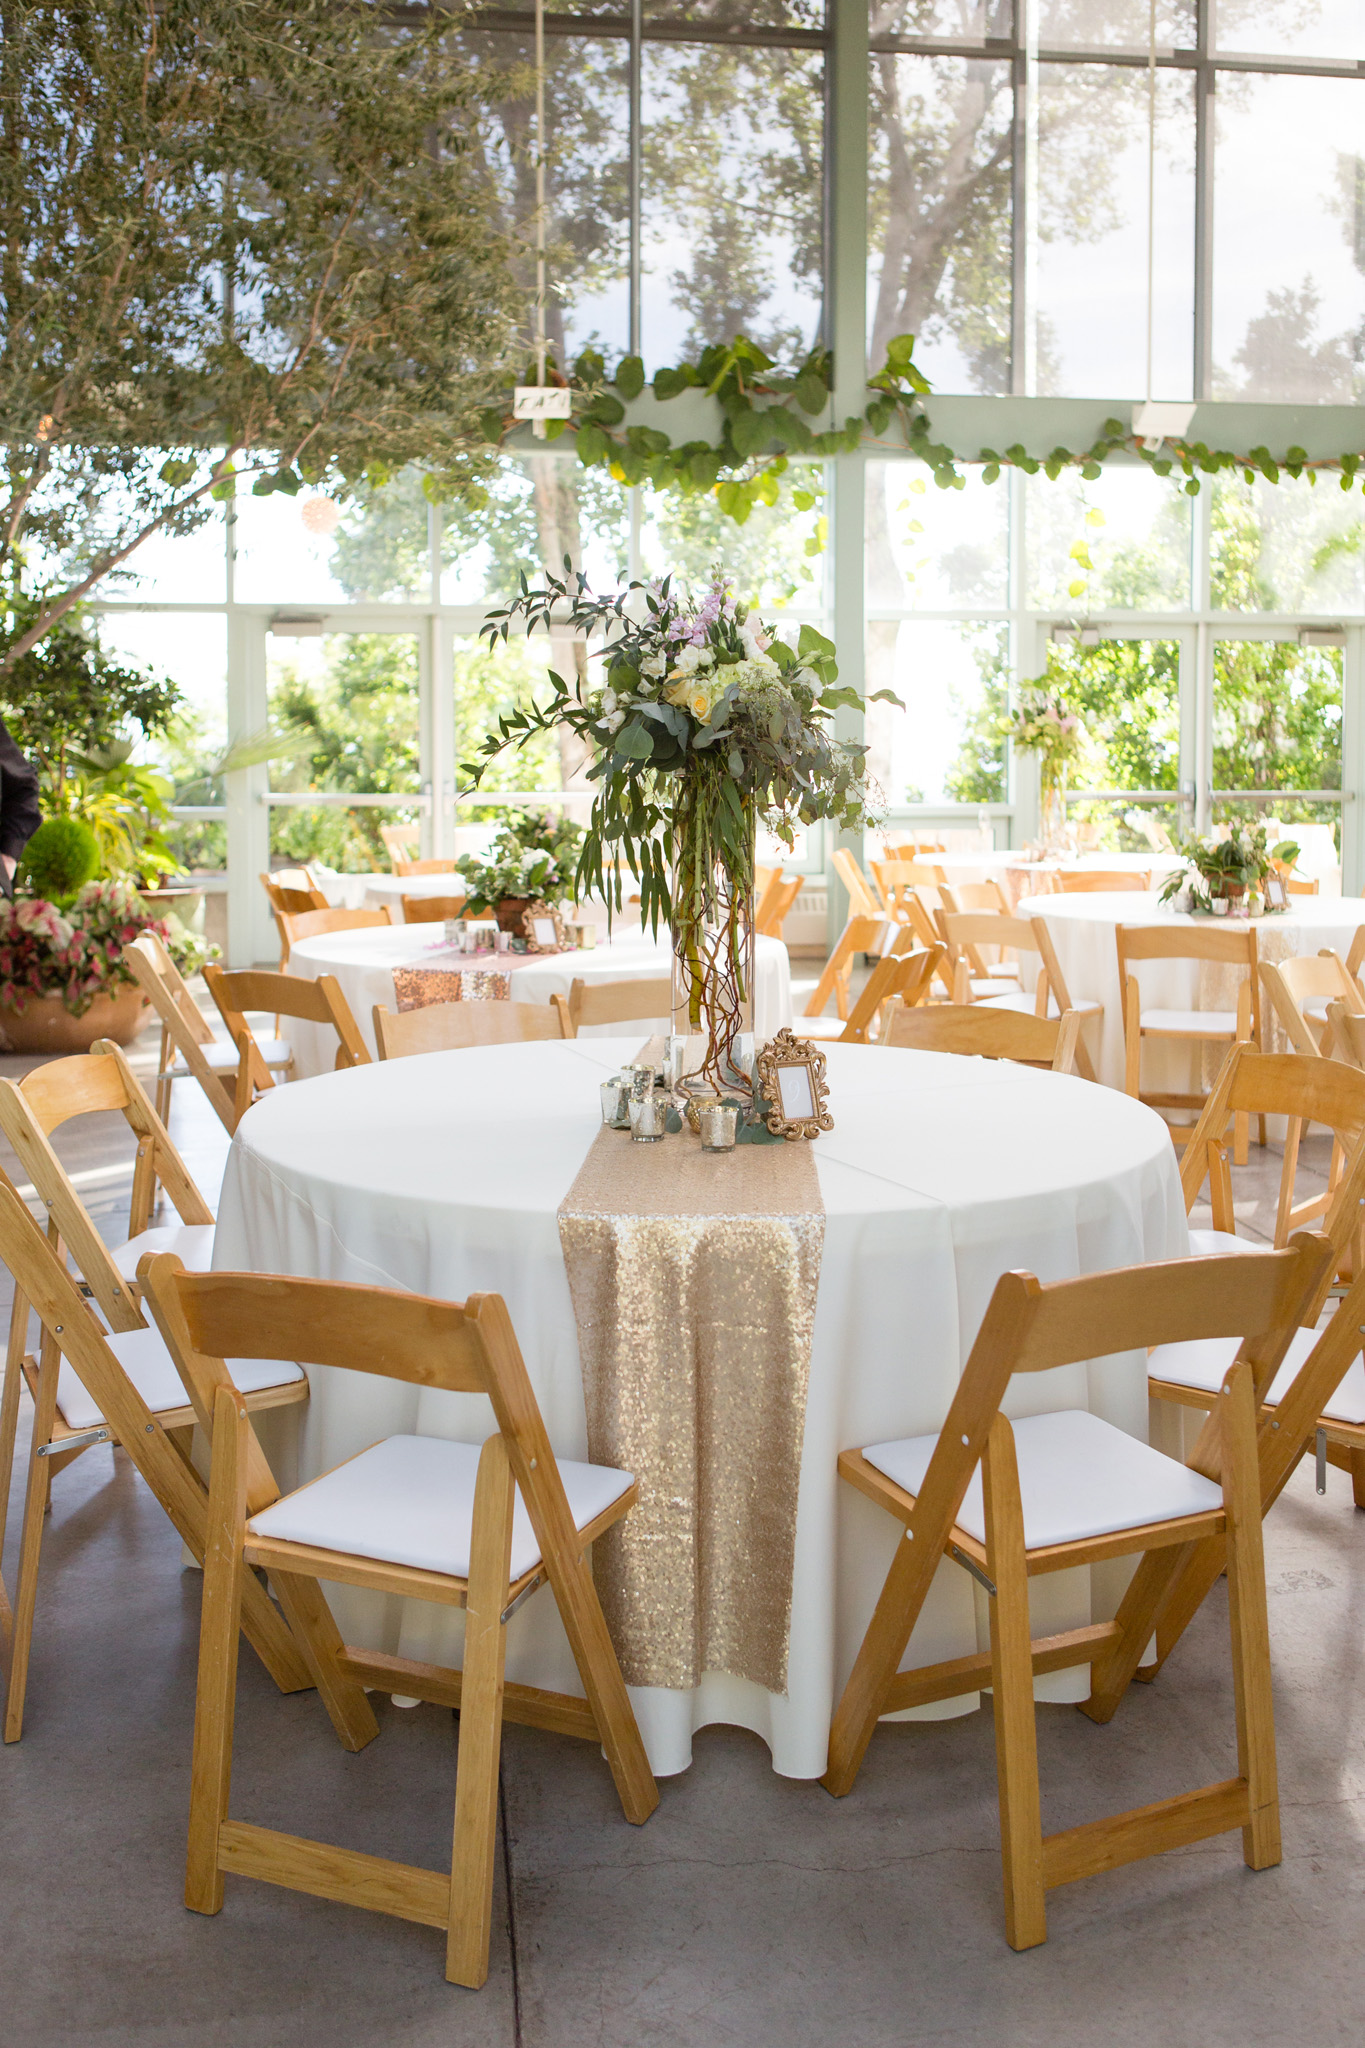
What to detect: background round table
<box><xmin>214</xmin><ymin>1038</ymin><xmax>1187</xmax><ymax>1778</ymax></box>
<box><xmin>1017</xmin><ymin>890</ymin><xmax>1365</xmax><ymax>1089</ymax></box>
<box><xmin>284</xmin><ymin>925</ymin><xmax>794</xmax><ymax>1076</ymax></box>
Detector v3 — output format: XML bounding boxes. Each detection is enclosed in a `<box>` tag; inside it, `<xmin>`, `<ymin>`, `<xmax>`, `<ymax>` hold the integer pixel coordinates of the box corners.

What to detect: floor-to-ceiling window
<box><xmin>82</xmin><ymin>2</ymin><xmax>1365</xmax><ymax>961</ymax></box>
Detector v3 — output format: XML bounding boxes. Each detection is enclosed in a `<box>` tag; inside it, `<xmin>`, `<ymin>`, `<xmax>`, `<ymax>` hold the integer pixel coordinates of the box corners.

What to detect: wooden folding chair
<box><xmin>831</xmin><ymin>846</ymin><xmax>884</xmax><ymax>923</ymax></box>
<box><xmin>392</xmin><ymin>857</ymin><xmax>457</xmax><ymax>877</ymax></box>
<box><xmin>1152</xmin><ymin>1056</ymin><xmax>1365</xmax><ymax>1517</ymax></box>
<box><xmin>799</xmin><ymin>914</ymin><xmax>888</xmax><ymax>1025</ymax></box>
<box><xmin>274</xmin><ymin>904</ymin><xmax>393</xmax><ymax>973</ymax></box>
<box><xmin>141</xmin><ymin>1257</ymin><xmax>658</xmax><ymax>1987</ymax></box>
<box><xmin>0</xmin><ymin>1172</ymin><xmax>311</xmax><ymax>1742</ymax></box>
<box><xmin>1259</xmin><ymin>951</ymin><xmax>1365</xmax><ymax>1058</ymax></box>
<box><xmin>380</xmin><ymin>822</ymin><xmax>421</xmax><ymax>869</ymax></box>
<box><xmin>1325</xmin><ymin>1001</ymin><xmax>1365</xmax><ymax>1074</ymax></box>
<box><xmin>204</xmin><ymin>965</ymin><xmax>370</xmax><ymax>1121</ymax></box>
<box><xmin>939</xmin><ymin>879</ymin><xmax>1010</xmax><ymax>916</ymax></box>
<box><xmin>803</xmin><ymin>944</ymin><xmax>944</xmax><ymax>1044</ymax></box>
<box><xmin>1169</xmin><ymin>1043</ymin><xmax>1365</xmax><ymax>1256</ymax></box>
<box><xmin>1285</xmin><ymin>875</ymin><xmax>1319</xmax><ymax>895</ymax></box>
<box><xmin>1052</xmin><ymin>868</ymin><xmax>1151</xmax><ymax>892</ymax></box>
<box><xmin>374</xmin><ymin>1000</ymin><xmax>566</xmax><ymax>1057</ymax></box>
<box><xmin>122</xmin><ymin>931</ymin><xmax>292</xmax><ymax>1132</ymax></box>
<box><xmin>870</xmin><ymin>860</ymin><xmax>945</xmax><ymax>928</ymax></box>
<box><xmin>551</xmin><ymin>976</ymin><xmax>672</xmax><ymax>1038</ymax></box>
<box><xmin>400</xmin><ymin>893</ymin><xmax>468</xmax><ymax>925</ymax></box>
<box><xmin>1117</xmin><ymin>921</ymin><xmax>1260</xmax><ymax>1161</ymax></box>
<box><xmin>260</xmin><ymin>869</ymin><xmax>328</xmax><ymax>918</ymax></box>
<box><xmin>883</xmin><ymin>1000</ymin><xmax>1082</xmax><ymax>1074</ymax></box>
<box><xmin>755</xmin><ymin>873</ymin><xmax>802</xmax><ymax>939</ymax></box>
<box><xmin>822</xmin><ymin>1236</ymin><xmax>1331</xmax><ymax>1948</ymax></box>
<box><xmin>1136</xmin><ymin>1255</ymin><xmax>1365</xmax><ymax>1679</ymax></box>
<box><xmin>881</xmin><ymin>838</ymin><xmax>945</xmax><ymax>862</ymax></box>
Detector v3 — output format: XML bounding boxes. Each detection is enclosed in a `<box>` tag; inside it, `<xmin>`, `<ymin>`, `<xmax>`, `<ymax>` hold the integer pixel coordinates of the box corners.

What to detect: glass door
<box><xmin>1034</xmin><ymin>626</ymin><xmax>1191</xmax><ymax>855</ymax></box>
<box><xmin>1211</xmin><ymin>633</ymin><xmax>1343</xmax><ymax>889</ymax></box>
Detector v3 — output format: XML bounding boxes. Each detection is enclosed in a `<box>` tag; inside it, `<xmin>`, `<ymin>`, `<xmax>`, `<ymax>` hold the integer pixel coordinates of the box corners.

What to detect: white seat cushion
<box><xmin>800</xmin><ymin>1013</ymin><xmax>855</xmax><ymax>1039</ymax></box>
<box><xmin>1187</xmin><ymin>1227</ymin><xmax>1266</xmax><ymax>1257</ymax></box>
<box><xmin>56</xmin><ymin>1324</ymin><xmax>305</xmax><ymax>1433</ymax></box>
<box><xmin>969</xmin><ymin>976</ymin><xmax>1021</xmax><ymax>999</ymax></box>
<box><xmin>247</xmin><ymin>1433</ymin><xmax>633</xmax><ymax>1582</ymax></box>
<box><xmin>1150</xmin><ymin>1326</ymin><xmax>1365</xmax><ymax>1426</ymax></box>
<box><xmin>112</xmin><ymin>1222</ymin><xmax>217</xmax><ymax>1282</ymax></box>
<box><xmin>862</xmin><ymin>1409</ymin><xmax>1223</xmax><ymax>1549</ymax></box>
<box><xmin>1140</xmin><ymin>1008</ymin><xmax>1239</xmax><ymax>1036</ymax></box>
<box><xmin>1304</xmin><ymin>997</ymin><xmax>1329</xmax><ymax>1021</ymax></box>
<box><xmin>978</xmin><ymin>990</ymin><xmax>1103</xmax><ymax>1020</ymax></box>
<box><xmin>170</xmin><ymin>1035</ymin><xmax>292</xmax><ymax>1076</ymax></box>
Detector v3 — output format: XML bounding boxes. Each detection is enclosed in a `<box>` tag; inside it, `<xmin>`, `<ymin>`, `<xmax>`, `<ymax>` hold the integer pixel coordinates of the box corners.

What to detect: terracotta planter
<box><xmin>494</xmin><ymin>895</ymin><xmax>534</xmax><ymax>933</ymax></box>
<box><xmin>0</xmin><ymin>985</ymin><xmax>150</xmax><ymax>1054</ymax></box>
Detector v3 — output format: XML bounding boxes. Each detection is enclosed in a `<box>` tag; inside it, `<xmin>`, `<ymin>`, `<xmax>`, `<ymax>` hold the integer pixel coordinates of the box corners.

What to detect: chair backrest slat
<box><xmin>277</xmin><ymin>906</ymin><xmax>393</xmax><ymax>948</ymax></box>
<box><xmin>1053</xmin><ymin>868</ymin><xmax>1151</xmax><ymax>892</ymax></box>
<box><xmin>884</xmin><ymin>1001</ymin><xmax>1080</xmax><ymax>1073</ymax></box>
<box><xmin>566</xmin><ymin>976</ymin><xmax>672</xmax><ymax>1033</ymax></box>
<box><xmin>373</xmin><ymin>1000</ymin><xmax>566</xmax><ymax>1057</ymax></box>
<box><xmin>400</xmin><ymin>893</ymin><xmax>467</xmax><ymax>924</ymax></box>
<box><xmin>260</xmin><ymin>869</ymin><xmax>328</xmax><ymax>914</ymax></box>
<box><xmin>392</xmin><ymin>857</ymin><xmax>457</xmax><ymax>877</ymax></box>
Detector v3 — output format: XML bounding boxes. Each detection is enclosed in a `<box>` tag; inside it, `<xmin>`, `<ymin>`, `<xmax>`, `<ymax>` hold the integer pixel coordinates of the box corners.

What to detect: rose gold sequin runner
<box><xmin>557</xmin><ymin>1046</ymin><xmax>824</xmax><ymax>1695</ymax></box>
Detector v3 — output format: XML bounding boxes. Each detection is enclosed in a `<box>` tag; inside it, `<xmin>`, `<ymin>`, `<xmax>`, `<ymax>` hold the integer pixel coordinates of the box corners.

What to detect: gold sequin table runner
<box><xmin>557</xmin><ymin>1073</ymin><xmax>825</xmax><ymax>1695</ymax></box>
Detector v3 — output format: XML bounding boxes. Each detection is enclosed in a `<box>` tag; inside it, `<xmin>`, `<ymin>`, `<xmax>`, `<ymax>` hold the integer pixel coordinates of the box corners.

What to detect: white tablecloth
<box><xmin>283</xmin><ymin>926</ymin><xmax>793</xmax><ymax>1076</ymax></box>
<box><xmin>214</xmin><ymin>1038</ymin><xmax>1187</xmax><ymax>1778</ymax></box>
<box><xmin>1017</xmin><ymin>891</ymin><xmax>1365</xmax><ymax>1089</ymax></box>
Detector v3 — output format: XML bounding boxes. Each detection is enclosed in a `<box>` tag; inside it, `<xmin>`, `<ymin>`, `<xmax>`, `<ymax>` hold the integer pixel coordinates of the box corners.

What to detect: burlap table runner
<box><xmin>557</xmin><ymin>1052</ymin><xmax>825</xmax><ymax>1694</ymax></box>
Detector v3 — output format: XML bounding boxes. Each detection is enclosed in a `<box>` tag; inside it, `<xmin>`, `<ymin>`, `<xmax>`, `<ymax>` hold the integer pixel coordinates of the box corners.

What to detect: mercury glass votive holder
<box><xmin>697</xmin><ymin>1101</ymin><xmax>739</xmax><ymax>1152</ymax></box>
<box><xmin>600</xmin><ymin>1078</ymin><xmax>630</xmax><ymax>1129</ymax></box>
<box><xmin>444</xmin><ymin>918</ymin><xmax>465</xmax><ymax>946</ymax></box>
<box><xmin>618</xmin><ymin>1062</ymin><xmax>655</xmax><ymax>1099</ymax></box>
<box><xmin>628</xmin><ymin>1091</ymin><xmax>669</xmax><ymax>1143</ymax></box>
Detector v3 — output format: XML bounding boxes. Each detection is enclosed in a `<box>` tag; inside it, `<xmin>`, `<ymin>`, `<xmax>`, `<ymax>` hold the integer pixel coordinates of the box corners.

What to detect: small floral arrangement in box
<box><xmin>1158</xmin><ymin>823</ymin><xmax>1301</xmax><ymax>915</ymax></box>
<box><xmin>0</xmin><ymin>879</ymin><xmax>214</xmax><ymax>1016</ymax></box>
<box><xmin>454</xmin><ymin>812</ymin><xmax>586</xmax><ymax>922</ymax></box>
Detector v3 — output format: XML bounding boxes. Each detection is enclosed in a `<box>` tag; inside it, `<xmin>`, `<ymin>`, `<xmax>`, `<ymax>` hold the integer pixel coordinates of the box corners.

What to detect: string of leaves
<box><xmin>477</xmin><ymin>334</ymin><xmax>1365</xmax><ymax>514</ymax></box>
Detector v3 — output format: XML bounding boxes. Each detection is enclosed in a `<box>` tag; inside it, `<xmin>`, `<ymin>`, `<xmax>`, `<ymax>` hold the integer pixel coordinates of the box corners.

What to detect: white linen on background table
<box><xmin>213</xmin><ymin>1037</ymin><xmax>1187</xmax><ymax>1778</ymax></box>
<box><xmin>282</xmin><ymin>925</ymin><xmax>793</xmax><ymax>1075</ymax></box>
<box><xmin>1016</xmin><ymin>890</ymin><xmax>1365</xmax><ymax>1090</ymax></box>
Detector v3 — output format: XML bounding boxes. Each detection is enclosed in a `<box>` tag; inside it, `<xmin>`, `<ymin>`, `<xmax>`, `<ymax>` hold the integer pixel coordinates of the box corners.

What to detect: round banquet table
<box><xmin>1017</xmin><ymin>890</ymin><xmax>1365</xmax><ymax>1090</ymax></box>
<box><xmin>213</xmin><ymin>1037</ymin><xmax>1188</xmax><ymax>1778</ymax></box>
<box><xmin>283</xmin><ymin>925</ymin><xmax>793</xmax><ymax>1076</ymax></box>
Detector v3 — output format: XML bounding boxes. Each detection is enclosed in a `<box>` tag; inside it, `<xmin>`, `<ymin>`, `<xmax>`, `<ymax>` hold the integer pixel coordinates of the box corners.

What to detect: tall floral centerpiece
<box><xmin>1003</xmin><ymin>689</ymin><xmax>1082</xmax><ymax>852</ymax></box>
<box><xmin>467</xmin><ymin>568</ymin><xmax>889</xmax><ymax>1098</ymax></box>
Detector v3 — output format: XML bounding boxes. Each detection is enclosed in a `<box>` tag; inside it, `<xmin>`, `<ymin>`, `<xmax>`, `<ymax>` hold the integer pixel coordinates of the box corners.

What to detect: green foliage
<box><xmin>267</xmin><ymin>634</ymin><xmax>421</xmax><ymax>870</ymax></box>
<box><xmin>0</xmin><ymin>597</ymin><xmax>182</xmax><ymax>789</ymax></box>
<box><xmin>18</xmin><ymin>816</ymin><xmax>100</xmax><ymax>904</ymax></box>
<box><xmin>454</xmin><ymin>807</ymin><xmax>585</xmax><ymax>914</ymax></box>
<box><xmin>0</xmin><ymin>0</ymin><xmax>521</xmax><ymax>666</ymax></box>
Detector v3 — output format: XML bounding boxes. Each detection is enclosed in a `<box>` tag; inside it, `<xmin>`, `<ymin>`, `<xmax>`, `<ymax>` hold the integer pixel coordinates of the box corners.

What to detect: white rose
<box><xmin>604</xmin><ymin>709</ymin><xmax>625</xmax><ymax>733</ymax></box>
<box><xmin>602</xmin><ymin>687</ymin><xmax>618</xmax><ymax>713</ymax></box>
<box><xmin>641</xmin><ymin>655</ymin><xmax>665</xmax><ymax>678</ymax></box>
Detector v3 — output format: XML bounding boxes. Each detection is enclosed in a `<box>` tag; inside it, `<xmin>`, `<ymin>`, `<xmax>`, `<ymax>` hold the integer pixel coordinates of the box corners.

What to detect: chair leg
<box><xmin>1220</xmin><ymin>1363</ymin><xmax>1281</xmax><ymax>1871</ymax></box>
<box><xmin>3</xmin><ymin>1335</ymin><xmax>60</xmax><ymax>1744</ymax></box>
<box><xmin>546</xmin><ymin>1538</ymin><xmax>658</xmax><ymax>1828</ymax></box>
<box><xmin>0</xmin><ymin>1290</ymin><xmax>29</xmax><ymax>1585</ymax></box>
<box><xmin>269</xmin><ymin>1569</ymin><xmax>379</xmax><ymax>1753</ymax></box>
<box><xmin>186</xmin><ymin>1387</ymin><xmax>248</xmax><ymax>1915</ymax></box>
<box><xmin>446</xmin><ymin>1435</ymin><xmax>515</xmax><ymax>1990</ymax></box>
<box><xmin>982</xmin><ymin>1417</ymin><xmax>1046</xmax><ymax>1951</ymax></box>
<box><xmin>1351</xmin><ymin>1447</ymin><xmax>1365</xmax><ymax>1510</ymax></box>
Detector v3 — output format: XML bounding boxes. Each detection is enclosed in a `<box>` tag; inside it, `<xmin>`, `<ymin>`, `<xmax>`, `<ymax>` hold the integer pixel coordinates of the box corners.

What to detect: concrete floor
<box><xmin>1</xmin><ymin>1016</ymin><xmax>1362</xmax><ymax>2047</ymax></box>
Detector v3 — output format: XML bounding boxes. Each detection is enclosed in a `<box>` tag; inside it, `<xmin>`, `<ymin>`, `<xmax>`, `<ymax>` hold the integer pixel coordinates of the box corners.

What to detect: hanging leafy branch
<box><xmin>472</xmin><ymin>331</ymin><xmax>1365</xmax><ymax>513</ymax></box>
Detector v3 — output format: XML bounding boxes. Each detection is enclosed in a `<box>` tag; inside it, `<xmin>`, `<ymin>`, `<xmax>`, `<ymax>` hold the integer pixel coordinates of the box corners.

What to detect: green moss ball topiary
<box><xmin>18</xmin><ymin>816</ymin><xmax>102</xmax><ymax>905</ymax></box>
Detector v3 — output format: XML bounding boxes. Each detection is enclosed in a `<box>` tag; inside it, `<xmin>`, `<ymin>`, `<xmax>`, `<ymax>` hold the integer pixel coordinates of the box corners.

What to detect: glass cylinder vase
<box><xmin>1039</xmin><ymin>771</ymin><xmax>1070</xmax><ymax>854</ymax></box>
<box><xmin>669</xmin><ymin>789</ymin><xmax>756</xmax><ymax>1102</ymax></box>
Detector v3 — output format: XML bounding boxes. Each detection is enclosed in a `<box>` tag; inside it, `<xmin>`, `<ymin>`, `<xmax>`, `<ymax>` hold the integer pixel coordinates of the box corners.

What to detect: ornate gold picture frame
<box><xmin>521</xmin><ymin>900</ymin><xmax>568</xmax><ymax>953</ymax></box>
<box><xmin>754</xmin><ymin>1028</ymin><xmax>833</xmax><ymax>1141</ymax></box>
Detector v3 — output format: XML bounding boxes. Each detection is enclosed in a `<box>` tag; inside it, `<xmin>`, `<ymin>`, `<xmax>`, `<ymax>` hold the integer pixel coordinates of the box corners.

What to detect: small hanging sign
<box><xmin>514</xmin><ymin>386</ymin><xmax>573</xmax><ymax>421</ymax></box>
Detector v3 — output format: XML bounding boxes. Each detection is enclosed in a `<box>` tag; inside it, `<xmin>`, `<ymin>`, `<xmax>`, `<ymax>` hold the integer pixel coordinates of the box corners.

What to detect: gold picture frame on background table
<box><xmin>521</xmin><ymin>900</ymin><xmax>568</xmax><ymax>953</ymax></box>
<box><xmin>755</xmin><ymin>1028</ymin><xmax>834</xmax><ymax>1140</ymax></box>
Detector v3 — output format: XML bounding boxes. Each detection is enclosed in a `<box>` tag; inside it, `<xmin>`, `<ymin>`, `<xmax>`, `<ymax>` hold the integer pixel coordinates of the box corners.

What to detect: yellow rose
<box><xmin>690</xmin><ymin>689</ymin><xmax>712</xmax><ymax>721</ymax></box>
<box><xmin>664</xmin><ymin>677</ymin><xmax>691</xmax><ymax>707</ymax></box>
